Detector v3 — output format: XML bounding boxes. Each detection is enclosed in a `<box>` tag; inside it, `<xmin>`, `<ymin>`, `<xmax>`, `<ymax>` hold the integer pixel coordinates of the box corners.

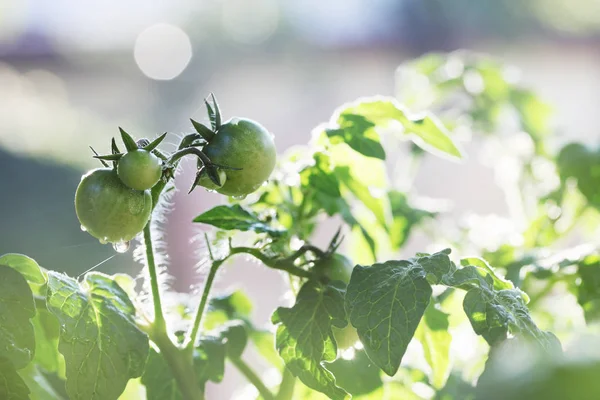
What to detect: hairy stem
<box><xmin>275</xmin><ymin>369</ymin><xmax>296</xmax><ymax>400</ymax></box>
<box><xmin>230</xmin><ymin>246</ymin><xmax>318</xmax><ymax>279</ymax></box>
<box><xmin>144</xmin><ymin>222</ymin><xmax>166</xmax><ymax>332</ymax></box>
<box><xmin>230</xmin><ymin>357</ymin><xmax>275</xmax><ymax>400</ymax></box>
<box><xmin>185</xmin><ymin>260</ymin><xmax>223</xmax><ymax>350</ymax></box>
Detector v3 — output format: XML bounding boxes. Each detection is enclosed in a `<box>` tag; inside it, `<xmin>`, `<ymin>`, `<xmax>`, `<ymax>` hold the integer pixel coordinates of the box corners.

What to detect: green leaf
<box><xmin>142</xmin><ymin>341</ymin><xmax>226</xmax><ymax>400</ymax></box>
<box><xmin>194</xmin><ymin>204</ymin><xmax>284</xmax><ymax>236</ymax></box>
<box><xmin>345</xmin><ymin>260</ymin><xmax>432</xmax><ymax>376</ymax></box>
<box><xmin>335</xmin><ymin>166</ymin><xmax>388</xmax><ymax>227</ymax></box>
<box><xmin>32</xmin><ymin>309</ymin><xmax>61</xmax><ymax>373</ymax></box>
<box><xmin>0</xmin><ymin>265</ymin><xmax>36</xmax><ymax>369</ymax></box>
<box><xmin>388</xmin><ymin>191</ymin><xmax>435</xmax><ymax>250</ymax></box>
<box><xmin>0</xmin><ymin>358</ymin><xmax>30</xmax><ymax>400</ymax></box>
<box><xmin>143</xmin><ymin>132</ymin><xmax>168</xmax><ymax>152</ymax></box>
<box><xmin>191</xmin><ymin>119</ymin><xmax>215</xmax><ymax>142</ymax></box>
<box><xmin>327</xmin><ymin>349</ymin><xmax>383</xmax><ymax>396</ymax></box>
<box><xmin>19</xmin><ymin>364</ymin><xmax>64</xmax><ymax>400</ymax></box>
<box><xmin>249</xmin><ymin>329</ymin><xmax>282</xmax><ymax>368</ymax></box>
<box><xmin>272</xmin><ymin>281</ymin><xmax>349</xmax><ymax>400</ymax></box>
<box><xmin>204</xmin><ymin>290</ymin><xmax>253</xmax><ymax>331</ymax></box>
<box><xmin>460</xmin><ymin>257</ymin><xmax>515</xmax><ymax>291</ymax></box>
<box><xmin>46</xmin><ymin>272</ymin><xmax>149</xmax><ymax>400</ymax></box>
<box><xmin>325</xmin><ymin>115</ymin><xmax>386</xmax><ymax>160</ymax></box>
<box><xmin>415</xmin><ymin>302</ymin><xmax>451</xmax><ymax>389</ymax></box>
<box><xmin>119</xmin><ymin>127</ymin><xmax>138</xmax><ymax>152</ymax></box>
<box><xmin>0</xmin><ymin>253</ymin><xmax>45</xmax><ymax>284</ymax></box>
<box><xmin>334</xmin><ymin>97</ymin><xmax>462</xmax><ymax>159</ymax></box>
<box><xmin>215</xmin><ymin>320</ymin><xmax>248</xmax><ymax>359</ymax></box>
<box><xmin>192</xmin><ymin>336</ymin><xmax>226</xmax><ymax>388</ymax></box>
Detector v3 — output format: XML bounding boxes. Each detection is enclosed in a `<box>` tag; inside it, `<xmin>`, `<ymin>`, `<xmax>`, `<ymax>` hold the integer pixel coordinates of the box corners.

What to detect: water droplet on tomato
<box><xmin>113</xmin><ymin>241</ymin><xmax>130</xmax><ymax>253</ymax></box>
<box><xmin>80</xmin><ymin>225</ymin><xmax>87</xmax><ymax>232</ymax></box>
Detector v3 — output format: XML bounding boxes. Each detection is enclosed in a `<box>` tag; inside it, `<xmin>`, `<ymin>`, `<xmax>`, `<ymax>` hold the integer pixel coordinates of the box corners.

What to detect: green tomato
<box><xmin>117</xmin><ymin>149</ymin><xmax>162</xmax><ymax>191</ymax></box>
<box><xmin>198</xmin><ymin>169</ymin><xmax>227</xmax><ymax>191</ymax></box>
<box><xmin>202</xmin><ymin>118</ymin><xmax>276</xmax><ymax>197</ymax></box>
<box><xmin>333</xmin><ymin>325</ymin><xmax>360</xmax><ymax>350</ymax></box>
<box><xmin>316</xmin><ymin>254</ymin><xmax>354</xmax><ymax>284</ymax></box>
<box><xmin>75</xmin><ymin>168</ymin><xmax>152</xmax><ymax>243</ymax></box>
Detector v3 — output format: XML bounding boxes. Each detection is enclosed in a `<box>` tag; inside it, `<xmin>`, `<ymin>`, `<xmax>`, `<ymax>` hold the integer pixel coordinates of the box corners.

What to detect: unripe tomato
<box><xmin>117</xmin><ymin>149</ymin><xmax>162</xmax><ymax>191</ymax></box>
<box><xmin>315</xmin><ymin>254</ymin><xmax>354</xmax><ymax>284</ymax></box>
<box><xmin>201</xmin><ymin>118</ymin><xmax>276</xmax><ymax>197</ymax></box>
<box><xmin>198</xmin><ymin>169</ymin><xmax>227</xmax><ymax>191</ymax></box>
<box><xmin>75</xmin><ymin>169</ymin><xmax>152</xmax><ymax>243</ymax></box>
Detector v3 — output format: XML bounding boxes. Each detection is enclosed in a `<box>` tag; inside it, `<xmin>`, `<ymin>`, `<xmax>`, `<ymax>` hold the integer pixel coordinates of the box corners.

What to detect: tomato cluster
<box><xmin>75</xmin><ymin>95</ymin><xmax>277</xmax><ymax>245</ymax></box>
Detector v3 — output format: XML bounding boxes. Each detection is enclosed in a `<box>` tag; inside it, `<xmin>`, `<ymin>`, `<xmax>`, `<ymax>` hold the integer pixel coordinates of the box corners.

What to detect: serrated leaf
<box><xmin>272</xmin><ymin>281</ymin><xmax>349</xmax><ymax>400</ymax></box>
<box><xmin>345</xmin><ymin>260</ymin><xmax>432</xmax><ymax>376</ymax></box>
<box><xmin>0</xmin><ymin>265</ymin><xmax>36</xmax><ymax>369</ymax></box>
<box><xmin>119</xmin><ymin>127</ymin><xmax>138</xmax><ymax>152</ymax></box>
<box><xmin>460</xmin><ymin>257</ymin><xmax>514</xmax><ymax>291</ymax></box>
<box><xmin>0</xmin><ymin>253</ymin><xmax>45</xmax><ymax>284</ymax></box>
<box><xmin>334</xmin><ymin>97</ymin><xmax>462</xmax><ymax>159</ymax></box>
<box><xmin>415</xmin><ymin>302</ymin><xmax>451</xmax><ymax>389</ymax></box>
<box><xmin>46</xmin><ymin>272</ymin><xmax>149</xmax><ymax>400</ymax></box>
<box><xmin>194</xmin><ymin>204</ymin><xmax>285</xmax><ymax>236</ymax></box>
<box><xmin>0</xmin><ymin>358</ymin><xmax>30</xmax><ymax>399</ymax></box>
<box><xmin>143</xmin><ymin>132</ymin><xmax>168</xmax><ymax>152</ymax></box>
<box><xmin>190</xmin><ymin>119</ymin><xmax>215</xmax><ymax>142</ymax></box>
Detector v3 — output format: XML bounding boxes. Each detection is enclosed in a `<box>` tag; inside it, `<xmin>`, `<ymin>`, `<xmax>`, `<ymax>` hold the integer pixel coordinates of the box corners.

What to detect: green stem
<box><xmin>185</xmin><ymin>260</ymin><xmax>223</xmax><ymax>350</ymax></box>
<box><xmin>230</xmin><ymin>357</ymin><xmax>275</xmax><ymax>400</ymax></box>
<box><xmin>230</xmin><ymin>247</ymin><xmax>317</xmax><ymax>279</ymax></box>
<box><xmin>152</xmin><ymin>330</ymin><xmax>205</xmax><ymax>400</ymax></box>
<box><xmin>143</xmin><ymin>222</ymin><xmax>166</xmax><ymax>332</ymax></box>
<box><xmin>275</xmin><ymin>369</ymin><xmax>296</xmax><ymax>400</ymax></box>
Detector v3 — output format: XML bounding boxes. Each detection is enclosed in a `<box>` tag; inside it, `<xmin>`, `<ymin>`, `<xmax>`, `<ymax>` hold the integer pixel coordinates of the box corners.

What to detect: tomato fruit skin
<box><xmin>202</xmin><ymin>118</ymin><xmax>276</xmax><ymax>197</ymax></box>
<box><xmin>75</xmin><ymin>168</ymin><xmax>152</xmax><ymax>243</ymax></box>
<box><xmin>117</xmin><ymin>149</ymin><xmax>162</xmax><ymax>191</ymax></box>
<box><xmin>316</xmin><ymin>253</ymin><xmax>354</xmax><ymax>284</ymax></box>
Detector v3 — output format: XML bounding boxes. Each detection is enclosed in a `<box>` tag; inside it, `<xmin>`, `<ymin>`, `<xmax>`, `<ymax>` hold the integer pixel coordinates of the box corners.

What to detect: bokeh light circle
<box><xmin>134</xmin><ymin>23</ymin><xmax>192</xmax><ymax>81</ymax></box>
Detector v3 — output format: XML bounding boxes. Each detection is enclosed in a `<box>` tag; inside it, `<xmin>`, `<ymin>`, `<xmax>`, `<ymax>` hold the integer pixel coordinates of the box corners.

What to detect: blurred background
<box><xmin>1</xmin><ymin>0</ymin><xmax>600</xmax><ymax>398</ymax></box>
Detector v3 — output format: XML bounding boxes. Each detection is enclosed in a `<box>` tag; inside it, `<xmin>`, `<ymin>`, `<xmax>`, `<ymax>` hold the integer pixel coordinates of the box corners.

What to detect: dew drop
<box><xmin>99</xmin><ymin>237</ymin><xmax>108</xmax><ymax>244</ymax></box>
<box><xmin>113</xmin><ymin>240</ymin><xmax>130</xmax><ymax>253</ymax></box>
<box><xmin>232</xmin><ymin>194</ymin><xmax>247</xmax><ymax>200</ymax></box>
<box><xmin>80</xmin><ymin>225</ymin><xmax>87</xmax><ymax>232</ymax></box>
<box><xmin>205</xmin><ymin>189</ymin><xmax>216</xmax><ymax>193</ymax></box>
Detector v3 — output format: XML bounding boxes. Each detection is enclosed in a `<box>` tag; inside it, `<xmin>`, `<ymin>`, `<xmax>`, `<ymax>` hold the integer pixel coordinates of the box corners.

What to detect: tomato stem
<box><xmin>185</xmin><ymin>260</ymin><xmax>223</xmax><ymax>351</ymax></box>
<box><xmin>143</xmin><ymin>221</ymin><xmax>166</xmax><ymax>333</ymax></box>
<box><xmin>275</xmin><ymin>369</ymin><xmax>296</xmax><ymax>400</ymax></box>
<box><xmin>230</xmin><ymin>357</ymin><xmax>275</xmax><ymax>400</ymax></box>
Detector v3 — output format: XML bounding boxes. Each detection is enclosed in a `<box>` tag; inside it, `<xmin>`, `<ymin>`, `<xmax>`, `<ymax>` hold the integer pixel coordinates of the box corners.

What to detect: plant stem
<box><xmin>185</xmin><ymin>260</ymin><xmax>222</xmax><ymax>350</ymax></box>
<box><xmin>275</xmin><ymin>369</ymin><xmax>296</xmax><ymax>400</ymax></box>
<box><xmin>230</xmin><ymin>247</ymin><xmax>316</xmax><ymax>279</ymax></box>
<box><xmin>230</xmin><ymin>357</ymin><xmax>275</xmax><ymax>400</ymax></box>
<box><xmin>152</xmin><ymin>329</ymin><xmax>205</xmax><ymax>400</ymax></box>
<box><xmin>143</xmin><ymin>222</ymin><xmax>166</xmax><ymax>332</ymax></box>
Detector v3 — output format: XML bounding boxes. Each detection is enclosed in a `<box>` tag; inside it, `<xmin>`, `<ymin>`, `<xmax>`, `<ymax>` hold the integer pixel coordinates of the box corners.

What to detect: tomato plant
<box><xmin>2</xmin><ymin>53</ymin><xmax>600</xmax><ymax>400</ymax></box>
